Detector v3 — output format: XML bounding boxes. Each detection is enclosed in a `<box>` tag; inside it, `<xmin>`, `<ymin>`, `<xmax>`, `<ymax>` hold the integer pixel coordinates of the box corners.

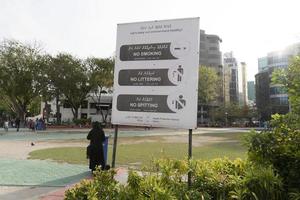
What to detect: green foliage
<box><xmin>49</xmin><ymin>54</ymin><xmax>94</xmax><ymax>119</ymax></box>
<box><xmin>246</xmin><ymin>113</ymin><xmax>300</xmax><ymax>192</ymax></box>
<box><xmin>65</xmin><ymin>179</ymin><xmax>98</xmax><ymax>200</ymax></box>
<box><xmin>190</xmin><ymin>158</ymin><xmax>246</xmax><ymax>200</ymax></box>
<box><xmin>210</xmin><ymin>104</ymin><xmax>257</xmax><ymax>126</ymax></box>
<box><xmin>86</xmin><ymin>57</ymin><xmax>114</xmax><ymax>125</ymax></box>
<box><xmin>241</xmin><ymin>165</ymin><xmax>283</xmax><ymax>200</ymax></box>
<box><xmin>87</xmin><ymin>58</ymin><xmax>114</xmax><ymax>90</ymax></box>
<box><xmin>27</xmin><ymin>96</ymin><xmax>41</xmax><ymax>117</ymax></box>
<box><xmin>287</xmin><ymin>56</ymin><xmax>300</xmax><ymax>114</ymax></box>
<box><xmin>265</xmin><ymin>55</ymin><xmax>300</xmax><ymax>195</ymax></box>
<box><xmin>0</xmin><ymin>92</ymin><xmax>14</xmax><ymax>118</ymax></box>
<box><xmin>65</xmin><ymin>158</ymin><xmax>284</xmax><ymax>200</ymax></box>
<box><xmin>289</xmin><ymin>190</ymin><xmax>300</xmax><ymax>200</ymax></box>
<box><xmin>65</xmin><ymin>168</ymin><xmax>118</xmax><ymax>200</ymax></box>
<box><xmin>198</xmin><ymin>66</ymin><xmax>220</xmax><ymax>105</ymax></box>
<box><xmin>0</xmin><ymin>40</ymin><xmax>47</xmax><ymax>120</ymax></box>
<box><xmin>0</xmin><ymin>40</ymin><xmax>115</xmax><ymax>122</ymax></box>
<box><xmin>272</xmin><ymin>56</ymin><xmax>300</xmax><ymax>114</ymax></box>
<box><xmin>73</xmin><ymin>118</ymin><xmax>91</xmax><ymax>126</ymax></box>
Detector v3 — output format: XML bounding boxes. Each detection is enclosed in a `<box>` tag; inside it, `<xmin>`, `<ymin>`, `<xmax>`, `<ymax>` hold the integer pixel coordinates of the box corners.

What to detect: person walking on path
<box><xmin>4</xmin><ymin>120</ymin><xmax>9</xmax><ymax>131</ymax></box>
<box><xmin>87</xmin><ymin>121</ymin><xmax>106</xmax><ymax>171</ymax></box>
<box><xmin>15</xmin><ymin>118</ymin><xmax>20</xmax><ymax>132</ymax></box>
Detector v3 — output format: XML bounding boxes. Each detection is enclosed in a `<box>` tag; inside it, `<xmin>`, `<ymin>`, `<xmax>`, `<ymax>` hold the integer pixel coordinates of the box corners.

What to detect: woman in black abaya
<box><xmin>87</xmin><ymin>122</ymin><xmax>105</xmax><ymax>171</ymax></box>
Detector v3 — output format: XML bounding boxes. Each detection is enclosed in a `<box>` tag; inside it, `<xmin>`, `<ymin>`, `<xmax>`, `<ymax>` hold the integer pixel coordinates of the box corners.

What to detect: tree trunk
<box><xmin>71</xmin><ymin>107</ymin><xmax>79</xmax><ymax>120</ymax></box>
<box><xmin>56</xmin><ymin>93</ymin><xmax>61</xmax><ymax>124</ymax></box>
<box><xmin>200</xmin><ymin>105</ymin><xmax>204</xmax><ymax>124</ymax></box>
<box><xmin>17</xmin><ymin>109</ymin><xmax>26</xmax><ymax>128</ymax></box>
<box><xmin>10</xmin><ymin>96</ymin><xmax>26</xmax><ymax>121</ymax></box>
<box><xmin>75</xmin><ymin>109</ymin><xmax>78</xmax><ymax>120</ymax></box>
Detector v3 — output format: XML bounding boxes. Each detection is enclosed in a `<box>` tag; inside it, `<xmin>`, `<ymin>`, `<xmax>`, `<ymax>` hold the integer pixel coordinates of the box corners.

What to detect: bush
<box><xmin>190</xmin><ymin>158</ymin><xmax>245</xmax><ymax>199</ymax></box>
<box><xmin>73</xmin><ymin>118</ymin><xmax>91</xmax><ymax>126</ymax></box>
<box><xmin>246</xmin><ymin>113</ymin><xmax>300</xmax><ymax>192</ymax></box>
<box><xmin>242</xmin><ymin>165</ymin><xmax>283</xmax><ymax>200</ymax></box>
<box><xmin>65</xmin><ymin>168</ymin><xmax>118</xmax><ymax>200</ymax></box>
<box><xmin>65</xmin><ymin>158</ymin><xmax>284</xmax><ymax>200</ymax></box>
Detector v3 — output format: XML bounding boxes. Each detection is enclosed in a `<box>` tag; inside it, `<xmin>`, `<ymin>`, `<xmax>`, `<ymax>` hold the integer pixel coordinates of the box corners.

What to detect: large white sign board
<box><xmin>112</xmin><ymin>18</ymin><xmax>199</xmax><ymax>129</ymax></box>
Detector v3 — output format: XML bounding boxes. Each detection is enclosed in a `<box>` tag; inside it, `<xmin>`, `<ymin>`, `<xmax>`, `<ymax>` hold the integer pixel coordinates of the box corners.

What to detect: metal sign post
<box><xmin>111</xmin><ymin>125</ymin><xmax>118</xmax><ymax>168</ymax></box>
<box><xmin>188</xmin><ymin>129</ymin><xmax>192</xmax><ymax>187</ymax></box>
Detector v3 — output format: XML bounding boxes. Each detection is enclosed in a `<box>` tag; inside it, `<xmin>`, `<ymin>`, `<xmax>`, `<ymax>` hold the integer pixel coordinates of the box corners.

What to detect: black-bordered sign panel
<box><xmin>120</xmin><ymin>43</ymin><xmax>178</xmax><ymax>61</ymax></box>
<box><xmin>117</xmin><ymin>94</ymin><xmax>175</xmax><ymax>113</ymax></box>
<box><xmin>112</xmin><ymin>18</ymin><xmax>200</xmax><ymax>129</ymax></box>
<box><xmin>118</xmin><ymin>69</ymin><xmax>177</xmax><ymax>86</ymax></box>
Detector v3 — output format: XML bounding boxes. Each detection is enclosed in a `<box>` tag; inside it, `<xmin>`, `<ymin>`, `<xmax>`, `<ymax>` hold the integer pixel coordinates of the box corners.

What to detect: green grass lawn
<box><xmin>28</xmin><ymin>132</ymin><xmax>248</xmax><ymax>167</ymax></box>
<box><xmin>29</xmin><ymin>147</ymin><xmax>89</xmax><ymax>165</ymax></box>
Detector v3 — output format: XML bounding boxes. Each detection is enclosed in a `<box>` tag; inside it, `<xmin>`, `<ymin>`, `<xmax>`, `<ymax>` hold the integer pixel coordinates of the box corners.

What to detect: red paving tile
<box><xmin>39</xmin><ymin>184</ymin><xmax>76</xmax><ymax>200</ymax></box>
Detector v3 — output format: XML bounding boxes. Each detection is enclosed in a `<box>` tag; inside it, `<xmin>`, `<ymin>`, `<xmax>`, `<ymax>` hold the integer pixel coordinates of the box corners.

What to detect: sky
<box><xmin>0</xmin><ymin>0</ymin><xmax>300</xmax><ymax>81</ymax></box>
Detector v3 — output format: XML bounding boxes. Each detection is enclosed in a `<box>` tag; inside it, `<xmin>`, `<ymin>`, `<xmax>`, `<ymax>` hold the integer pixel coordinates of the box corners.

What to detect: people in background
<box><xmin>15</xmin><ymin>118</ymin><xmax>20</xmax><ymax>132</ymax></box>
<box><xmin>4</xmin><ymin>120</ymin><xmax>9</xmax><ymax>131</ymax></box>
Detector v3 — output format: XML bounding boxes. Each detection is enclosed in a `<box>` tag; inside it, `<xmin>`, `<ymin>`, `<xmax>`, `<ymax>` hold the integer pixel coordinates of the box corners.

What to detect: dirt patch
<box><xmin>161</xmin><ymin>135</ymin><xmax>229</xmax><ymax>147</ymax></box>
<box><xmin>116</xmin><ymin>135</ymin><xmax>231</xmax><ymax>147</ymax></box>
<box><xmin>116</xmin><ymin>136</ymin><xmax>162</xmax><ymax>145</ymax></box>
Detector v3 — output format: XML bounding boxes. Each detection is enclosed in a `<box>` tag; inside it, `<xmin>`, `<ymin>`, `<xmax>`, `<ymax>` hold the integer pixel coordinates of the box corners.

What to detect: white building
<box><xmin>41</xmin><ymin>93</ymin><xmax>113</xmax><ymax>123</ymax></box>
<box><xmin>223</xmin><ymin>52</ymin><xmax>248</xmax><ymax>106</ymax></box>
<box><xmin>223</xmin><ymin>52</ymin><xmax>239</xmax><ymax>104</ymax></box>
<box><xmin>238</xmin><ymin>62</ymin><xmax>248</xmax><ymax>106</ymax></box>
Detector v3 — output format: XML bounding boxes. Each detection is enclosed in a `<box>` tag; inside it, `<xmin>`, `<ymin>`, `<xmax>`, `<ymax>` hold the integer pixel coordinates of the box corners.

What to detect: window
<box><xmin>208</xmin><ymin>54</ymin><xmax>220</xmax><ymax>59</ymax></box>
<box><xmin>90</xmin><ymin>103</ymin><xmax>112</xmax><ymax>110</ymax></box>
<box><xmin>209</xmin><ymin>47</ymin><xmax>218</xmax><ymax>51</ymax></box>
<box><xmin>63</xmin><ymin>101</ymin><xmax>72</xmax><ymax>108</ymax></box>
<box><xmin>81</xmin><ymin>100</ymin><xmax>88</xmax><ymax>108</ymax></box>
<box><xmin>270</xmin><ymin>86</ymin><xmax>287</xmax><ymax>95</ymax></box>
<box><xmin>90</xmin><ymin>103</ymin><xmax>97</xmax><ymax>109</ymax></box>
<box><xmin>270</xmin><ymin>97</ymin><xmax>288</xmax><ymax>105</ymax></box>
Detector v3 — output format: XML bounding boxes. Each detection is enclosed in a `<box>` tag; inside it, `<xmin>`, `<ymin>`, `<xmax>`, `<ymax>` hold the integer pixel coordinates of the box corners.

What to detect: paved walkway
<box><xmin>0</xmin><ymin>167</ymin><xmax>129</xmax><ymax>200</ymax></box>
<box><xmin>0</xmin><ymin>159</ymin><xmax>90</xmax><ymax>200</ymax></box>
<box><xmin>0</xmin><ymin>159</ymin><xmax>89</xmax><ymax>187</ymax></box>
<box><xmin>0</xmin><ymin>128</ymin><xmax>140</xmax><ymax>199</ymax></box>
<box><xmin>0</xmin><ymin>129</ymin><xmax>90</xmax><ymax>200</ymax></box>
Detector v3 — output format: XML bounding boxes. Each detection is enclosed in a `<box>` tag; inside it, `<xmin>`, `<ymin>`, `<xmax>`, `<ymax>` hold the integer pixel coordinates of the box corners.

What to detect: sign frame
<box><xmin>112</xmin><ymin>17</ymin><xmax>200</xmax><ymax>129</ymax></box>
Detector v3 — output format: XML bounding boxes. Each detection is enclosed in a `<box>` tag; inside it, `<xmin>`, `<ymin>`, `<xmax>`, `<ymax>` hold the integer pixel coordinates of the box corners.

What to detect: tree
<box><xmin>0</xmin><ymin>91</ymin><xmax>15</xmax><ymax>122</ymax></box>
<box><xmin>49</xmin><ymin>54</ymin><xmax>94</xmax><ymax>119</ymax></box>
<box><xmin>39</xmin><ymin>54</ymin><xmax>66</xmax><ymax>124</ymax></box>
<box><xmin>198</xmin><ymin>66</ymin><xmax>220</xmax><ymax>123</ymax></box>
<box><xmin>0</xmin><ymin>40</ymin><xmax>46</xmax><ymax>122</ymax></box>
<box><xmin>210</xmin><ymin>103</ymin><xmax>239</xmax><ymax>125</ymax></box>
<box><xmin>198</xmin><ymin>66</ymin><xmax>220</xmax><ymax>104</ymax></box>
<box><xmin>87</xmin><ymin>58</ymin><xmax>114</xmax><ymax>125</ymax></box>
<box><xmin>247</xmin><ymin>56</ymin><xmax>300</xmax><ymax>193</ymax></box>
<box><xmin>209</xmin><ymin>103</ymin><xmax>258</xmax><ymax>126</ymax></box>
<box><xmin>272</xmin><ymin>56</ymin><xmax>300</xmax><ymax>114</ymax></box>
